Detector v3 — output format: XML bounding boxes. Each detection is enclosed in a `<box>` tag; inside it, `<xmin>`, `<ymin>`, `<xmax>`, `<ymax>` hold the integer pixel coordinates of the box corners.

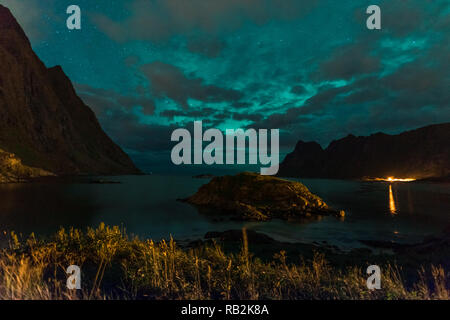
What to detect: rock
<box><xmin>358</xmin><ymin>240</ymin><xmax>403</xmax><ymax>250</ymax></box>
<box><xmin>360</xmin><ymin>227</ymin><xmax>450</xmax><ymax>254</ymax></box>
<box><xmin>0</xmin><ymin>148</ymin><xmax>54</xmax><ymax>183</ymax></box>
<box><xmin>0</xmin><ymin>5</ymin><xmax>141</xmax><ymax>181</ymax></box>
<box><xmin>278</xmin><ymin>123</ymin><xmax>450</xmax><ymax>180</ymax></box>
<box><xmin>183</xmin><ymin>172</ymin><xmax>344</xmax><ymax>221</ymax></box>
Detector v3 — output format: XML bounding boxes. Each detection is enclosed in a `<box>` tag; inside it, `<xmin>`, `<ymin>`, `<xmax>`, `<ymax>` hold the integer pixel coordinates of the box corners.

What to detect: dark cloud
<box><xmin>353</xmin><ymin>0</ymin><xmax>448</xmax><ymax>37</ymax></box>
<box><xmin>106</xmin><ymin>114</ymin><xmax>177</xmax><ymax>153</ymax></box>
<box><xmin>300</xmin><ymin>85</ymin><xmax>350</xmax><ymax>115</ymax></box>
<box><xmin>290</xmin><ymin>85</ymin><xmax>307</xmax><ymax>95</ymax></box>
<box><xmin>141</xmin><ymin>61</ymin><xmax>243</xmax><ymax>109</ymax></box>
<box><xmin>187</xmin><ymin>36</ymin><xmax>226</xmax><ymax>58</ymax></box>
<box><xmin>2</xmin><ymin>0</ymin><xmax>54</xmax><ymax>40</ymax></box>
<box><xmin>383</xmin><ymin>64</ymin><xmax>441</xmax><ymax>94</ymax></box>
<box><xmin>93</xmin><ymin>0</ymin><xmax>319</xmax><ymax>42</ymax></box>
<box><xmin>250</xmin><ymin>107</ymin><xmax>306</xmax><ymax>130</ymax></box>
<box><xmin>232</xmin><ymin>102</ymin><xmax>253</xmax><ymax>110</ymax></box>
<box><xmin>268</xmin><ymin>0</ymin><xmax>449</xmax><ymax>150</ymax></box>
<box><xmin>250</xmin><ymin>29</ymin><xmax>449</xmax><ymax>146</ymax></box>
<box><xmin>75</xmin><ymin>84</ymin><xmax>156</xmax><ymax>115</ymax></box>
<box><xmin>382</xmin><ymin>3</ymin><xmax>423</xmax><ymax>37</ymax></box>
<box><xmin>160</xmin><ymin>106</ymin><xmax>266</xmax><ymax>125</ymax></box>
<box><xmin>124</xmin><ymin>55</ymin><xmax>140</xmax><ymax>67</ymax></box>
<box><xmin>340</xmin><ymin>41</ymin><xmax>449</xmax><ymax>112</ymax></box>
<box><xmin>76</xmin><ymin>84</ymin><xmax>177</xmax><ymax>153</ymax></box>
<box><xmin>159</xmin><ymin>107</ymin><xmax>219</xmax><ymax>120</ymax></box>
<box><xmin>233</xmin><ymin>112</ymin><xmax>263</xmax><ymax>122</ymax></box>
<box><xmin>319</xmin><ymin>42</ymin><xmax>380</xmax><ymax>80</ymax></box>
<box><xmin>159</xmin><ymin>109</ymin><xmax>184</xmax><ymax>119</ymax></box>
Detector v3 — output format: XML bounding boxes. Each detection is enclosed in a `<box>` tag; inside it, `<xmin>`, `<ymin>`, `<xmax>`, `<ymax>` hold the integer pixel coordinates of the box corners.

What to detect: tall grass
<box><xmin>0</xmin><ymin>223</ymin><xmax>448</xmax><ymax>300</ymax></box>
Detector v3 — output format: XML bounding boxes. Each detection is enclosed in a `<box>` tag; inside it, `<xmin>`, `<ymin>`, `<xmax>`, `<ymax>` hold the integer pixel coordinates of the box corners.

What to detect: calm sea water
<box><xmin>0</xmin><ymin>175</ymin><xmax>449</xmax><ymax>249</ymax></box>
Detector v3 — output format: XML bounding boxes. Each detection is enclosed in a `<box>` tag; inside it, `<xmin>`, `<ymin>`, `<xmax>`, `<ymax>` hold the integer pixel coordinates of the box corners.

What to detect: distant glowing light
<box><xmin>368</xmin><ymin>177</ymin><xmax>416</xmax><ymax>182</ymax></box>
<box><xmin>386</xmin><ymin>177</ymin><xmax>415</xmax><ymax>182</ymax></box>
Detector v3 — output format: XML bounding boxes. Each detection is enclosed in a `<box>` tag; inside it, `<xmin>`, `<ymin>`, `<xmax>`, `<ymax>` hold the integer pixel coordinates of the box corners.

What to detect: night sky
<box><xmin>3</xmin><ymin>0</ymin><xmax>449</xmax><ymax>173</ymax></box>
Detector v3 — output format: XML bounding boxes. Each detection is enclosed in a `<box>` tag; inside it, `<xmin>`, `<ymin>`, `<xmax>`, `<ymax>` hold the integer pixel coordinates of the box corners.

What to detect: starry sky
<box><xmin>2</xmin><ymin>0</ymin><xmax>449</xmax><ymax>173</ymax></box>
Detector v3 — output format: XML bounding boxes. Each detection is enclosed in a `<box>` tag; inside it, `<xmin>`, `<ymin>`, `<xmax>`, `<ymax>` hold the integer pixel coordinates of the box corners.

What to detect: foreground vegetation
<box><xmin>0</xmin><ymin>223</ymin><xmax>448</xmax><ymax>300</ymax></box>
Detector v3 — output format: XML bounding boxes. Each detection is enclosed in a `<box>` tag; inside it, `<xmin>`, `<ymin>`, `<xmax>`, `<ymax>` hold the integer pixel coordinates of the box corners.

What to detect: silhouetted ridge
<box><xmin>278</xmin><ymin>123</ymin><xmax>450</xmax><ymax>180</ymax></box>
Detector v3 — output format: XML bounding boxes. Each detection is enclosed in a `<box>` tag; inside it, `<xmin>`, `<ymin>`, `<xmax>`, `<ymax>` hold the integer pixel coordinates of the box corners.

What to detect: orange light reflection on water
<box><xmin>389</xmin><ymin>184</ymin><xmax>397</xmax><ymax>214</ymax></box>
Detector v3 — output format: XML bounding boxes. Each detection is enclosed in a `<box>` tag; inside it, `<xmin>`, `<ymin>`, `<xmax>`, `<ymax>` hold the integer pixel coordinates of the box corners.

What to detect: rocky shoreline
<box><xmin>0</xmin><ymin>149</ymin><xmax>54</xmax><ymax>183</ymax></box>
<box><xmin>182</xmin><ymin>227</ymin><xmax>450</xmax><ymax>271</ymax></box>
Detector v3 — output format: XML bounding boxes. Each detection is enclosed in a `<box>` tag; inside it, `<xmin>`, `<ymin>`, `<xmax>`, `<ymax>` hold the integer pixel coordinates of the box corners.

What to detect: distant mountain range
<box><xmin>278</xmin><ymin>123</ymin><xmax>450</xmax><ymax>180</ymax></box>
<box><xmin>0</xmin><ymin>5</ymin><xmax>140</xmax><ymax>182</ymax></box>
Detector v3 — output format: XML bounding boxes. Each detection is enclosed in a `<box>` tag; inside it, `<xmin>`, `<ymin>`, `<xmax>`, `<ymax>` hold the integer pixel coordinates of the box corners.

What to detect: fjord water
<box><xmin>0</xmin><ymin>175</ymin><xmax>448</xmax><ymax>249</ymax></box>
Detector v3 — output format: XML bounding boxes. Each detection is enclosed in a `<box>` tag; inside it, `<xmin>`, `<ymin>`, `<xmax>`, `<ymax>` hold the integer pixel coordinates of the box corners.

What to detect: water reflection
<box><xmin>0</xmin><ymin>176</ymin><xmax>449</xmax><ymax>249</ymax></box>
<box><xmin>389</xmin><ymin>184</ymin><xmax>397</xmax><ymax>214</ymax></box>
<box><xmin>0</xmin><ymin>181</ymin><xmax>101</xmax><ymax>236</ymax></box>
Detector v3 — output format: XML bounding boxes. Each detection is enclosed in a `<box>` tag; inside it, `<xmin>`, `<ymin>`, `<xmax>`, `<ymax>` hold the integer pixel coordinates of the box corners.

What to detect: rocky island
<box><xmin>183</xmin><ymin>172</ymin><xmax>345</xmax><ymax>221</ymax></box>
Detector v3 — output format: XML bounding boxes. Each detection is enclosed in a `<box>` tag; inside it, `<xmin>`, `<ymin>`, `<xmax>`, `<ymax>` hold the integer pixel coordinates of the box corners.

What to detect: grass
<box><xmin>0</xmin><ymin>223</ymin><xmax>448</xmax><ymax>300</ymax></box>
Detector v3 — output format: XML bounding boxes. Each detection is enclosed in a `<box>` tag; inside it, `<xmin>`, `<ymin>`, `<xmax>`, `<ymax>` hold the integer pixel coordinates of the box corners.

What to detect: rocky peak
<box><xmin>0</xmin><ymin>5</ymin><xmax>32</xmax><ymax>57</ymax></box>
<box><xmin>0</xmin><ymin>5</ymin><xmax>23</xmax><ymax>33</ymax></box>
<box><xmin>0</xmin><ymin>5</ymin><xmax>141</xmax><ymax>179</ymax></box>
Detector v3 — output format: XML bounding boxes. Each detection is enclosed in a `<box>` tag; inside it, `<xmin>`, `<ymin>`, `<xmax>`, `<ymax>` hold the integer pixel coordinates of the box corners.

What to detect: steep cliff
<box><xmin>0</xmin><ymin>5</ymin><xmax>140</xmax><ymax>178</ymax></box>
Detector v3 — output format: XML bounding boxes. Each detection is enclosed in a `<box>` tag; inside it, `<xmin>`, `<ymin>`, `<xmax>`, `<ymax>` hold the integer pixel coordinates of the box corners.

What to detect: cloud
<box><xmin>106</xmin><ymin>113</ymin><xmax>177</xmax><ymax>152</ymax></box>
<box><xmin>250</xmin><ymin>35</ymin><xmax>449</xmax><ymax>148</ymax></box>
<box><xmin>140</xmin><ymin>61</ymin><xmax>243</xmax><ymax>109</ymax></box>
<box><xmin>290</xmin><ymin>85</ymin><xmax>307</xmax><ymax>95</ymax></box>
<box><xmin>1</xmin><ymin>0</ymin><xmax>52</xmax><ymax>40</ymax></box>
<box><xmin>352</xmin><ymin>0</ymin><xmax>448</xmax><ymax>37</ymax></box>
<box><xmin>75</xmin><ymin>84</ymin><xmax>176</xmax><ymax>154</ymax></box>
<box><xmin>160</xmin><ymin>107</ymin><xmax>220</xmax><ymax>120</ymax></box>
<box><xmin>262</xmin><ymin>0</ymin><xmax>449</xmax><ymax>148</ymax></box>
<box><xmin>319</xmin><ymin>42</ymin><xmax>380</xmax><ymax>80</ymax></box>
<box><xmin>233</xmin><ymin>112</ymin><xmax>263</xmax><ymax>122</ymax></box>
<box><xmin>75</xmin><ymin>84</ymin><xmax>156</xmax><ymax>115</ymax></box>
<box><xmin>92</xmin><ymin>0</ymin><xmax>318</xmax><ymax>42</ymax></box>
<box><xmin>186</xmin><ymin>36</ymin><xmax>226</xmax><ymax>58</ymax></box>
<box><xmin>298</xmin><ymin>85</ymin><xmax>349</xmax><ymax>115</ymax></box>
<box><xmin>124</xmin><ymin>55</ymin><xmax>140</xmax><ymax>67</ymax></box>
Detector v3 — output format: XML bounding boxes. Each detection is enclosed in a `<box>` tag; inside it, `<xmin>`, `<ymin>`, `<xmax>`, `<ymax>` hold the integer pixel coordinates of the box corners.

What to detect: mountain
<box><xmin>0</xmin><ymin>5</ymin><xmax>140</xmax><ymax>181</ymax></box>
<box><xmin>278</xmin><ymin>123</ymin><xmax>450</xmax><ymax>180</ymax></box>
